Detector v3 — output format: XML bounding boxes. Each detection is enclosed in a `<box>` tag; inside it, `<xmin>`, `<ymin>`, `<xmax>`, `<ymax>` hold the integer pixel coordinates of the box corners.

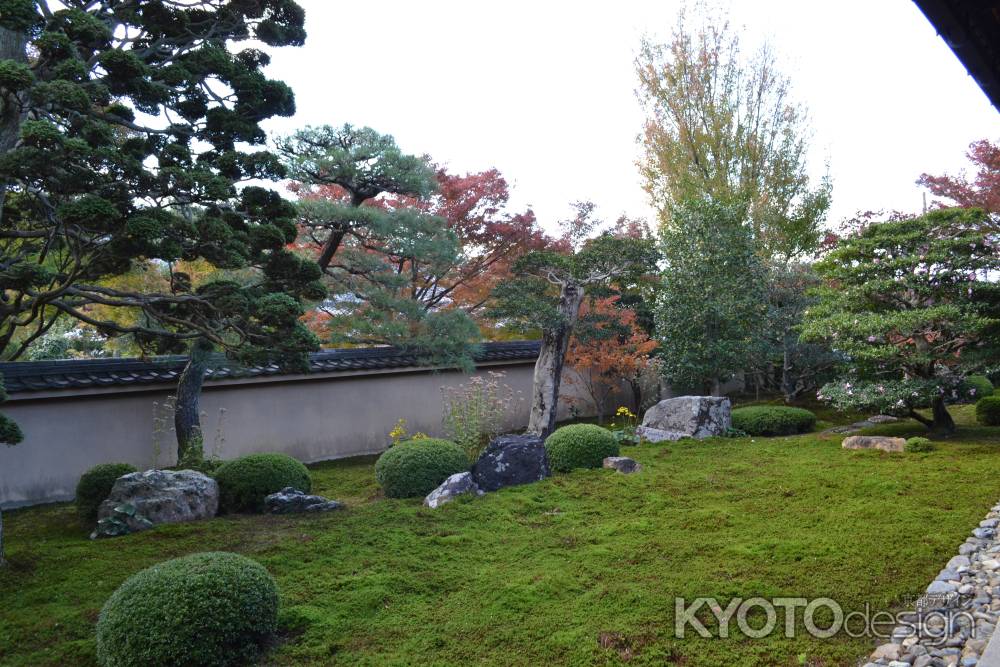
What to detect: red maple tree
<box><xmin>917</xmin><ymin>139</ymin><xmax>1000</xmax><ymax>215</ymax></box>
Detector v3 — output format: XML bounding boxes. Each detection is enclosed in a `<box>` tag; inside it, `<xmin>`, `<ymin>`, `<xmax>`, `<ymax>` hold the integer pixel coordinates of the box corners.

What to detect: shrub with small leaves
<box><xmin>963</xmin><ymin>375</ymin><xmax>994</xmax><ymax>401</ymax></box>
<box><xmin>544</xmin><ymin>424</ymin><xmax>619</xmax><ymax>473</ymax></box>
<box><xmin>976</xmin><ymin>396</ymin><xmax>1000</xmax><ymax>426</ymax></box>
<box><xmin>905</xmin><ymin>437</ymin><xmax>935</xmax><ymax>453</ymax></box>
<box><xmin>76</xmin><ymin>463</ymin><xmax>138</xmax><ymax>522</ymax></box>
<box><xmin>95</xmin><ymin>551</ymin><xmax>278</xmax><ymax>667</ymax></box>
<box><xmin>731</xmin><ymin>406</ymin><xmax>817</xmax><ymax>436</ymax></box>
<box><xmin>215</xmin><ymin>453</ymin><xmax>311</xmax><ymax>513</ymax></box>
<box><xmin>375</xmin><ymin>438</ymin><xmax>469</xmax><ymax>498</ymax></box>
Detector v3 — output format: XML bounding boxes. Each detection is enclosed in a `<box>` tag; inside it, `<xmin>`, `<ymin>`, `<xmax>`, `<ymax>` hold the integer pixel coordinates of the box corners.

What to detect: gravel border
<box><xmin>865</xmin><ymin>501</ymin><xmax>1000</xmax><ymax>667</ymax></box>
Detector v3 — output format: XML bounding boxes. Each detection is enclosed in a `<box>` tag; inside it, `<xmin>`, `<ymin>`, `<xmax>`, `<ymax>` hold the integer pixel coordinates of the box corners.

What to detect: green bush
<box><xmin>215</xmin><ymin>453</ymin><xmax>311</xmax><ymax>513</ymax></box>
<box><xmin>374</xmin><ymin>438</ymin><xmax>469</xmax><ymax>498</ymax></box>
<box><xmin>976</xmin><ymin>396</ymin><xmax>1000</xmax><ymax>426</ymax></box>
<box><xmin>76</xmin><ymin>463</ymin><xmax>137</xmax><ymax>522</ymax></box>
<box><xmin>544</xmin><ymin>424</ymin><xmax>619</xmax><ymax>473</ymax></box>
<box><xmin>964</xmin><ymin>375</ymin><xmax>995</xmax><ymax>400</ymax></box>
<box><xmin>95</xmin><ymin>551</ymin><xmax>278</xmax><ymax>667</ymax></box>
<box><xmin>731</xmin><ymin>406</ymin><xmax>817</xmax><ymax>436</ymax></box>
<box><xmin>905</xmin><ymin>437</ymin><xmax>935</xmax><ymax>453</ymax></box>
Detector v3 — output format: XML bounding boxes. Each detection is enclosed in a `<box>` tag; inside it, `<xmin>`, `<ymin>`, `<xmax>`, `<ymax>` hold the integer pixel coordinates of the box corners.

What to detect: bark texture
<box><xmin>174</xmin><ymin>339</ymin><xmax>214</xmax><ymax>462</ymax></box>
<box><xmin>527</xmin><ymin>284</ymin><xmax>584</xmax><ymax>437</ymax></box>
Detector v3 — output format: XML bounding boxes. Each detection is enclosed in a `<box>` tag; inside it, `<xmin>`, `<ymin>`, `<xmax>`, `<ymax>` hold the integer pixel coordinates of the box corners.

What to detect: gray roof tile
<box><xmin>0</xmin><ymin>341</ymin><xmax>541</xmax><ymax>394</ymax></box>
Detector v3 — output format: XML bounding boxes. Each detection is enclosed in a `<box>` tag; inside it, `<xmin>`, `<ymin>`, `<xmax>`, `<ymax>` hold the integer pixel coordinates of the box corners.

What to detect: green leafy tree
<box><xmin>635</xmin><ymin>6</ymin><xmax>831</xmax><ymax>262</ymax></box>
<box><xmin>762</xmin><ymin>264</ymin><xmax>842</xmax><ymax>402</ymax></box>
<box><xmin>0</xmin><ymin>1</ymin><xmax>322</xmax><ymax>460</ymax></box>
<box><xmin>654</xmin><ymin>199</ymin><xmax>769</xmax><ymax>394</ymax></box>
<box><xmin>490</xmin><ymin>205</ymin><xmax>658</xmax><ymax>436</ymax></box>
<box><xmin>802</xmin><ymin>208</ymin><xmax>1000</xmax><ymax>434</ymax></box>
<box><xmin>279</xmin><ymin>124</ymin><xmax>481</xmax><ymax>369</ymax></box>
<box><xmin>0</xmin><ymin>372</ymin><xmax>22</xmax><ymax>566</ymax></box>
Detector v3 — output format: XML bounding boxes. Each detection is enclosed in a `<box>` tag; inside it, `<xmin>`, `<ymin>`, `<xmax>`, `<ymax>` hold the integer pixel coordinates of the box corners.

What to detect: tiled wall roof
<box><xmin>0</xmin><ymin>341</ymin><xmax>541</xmax><ymax>394</ymax></box>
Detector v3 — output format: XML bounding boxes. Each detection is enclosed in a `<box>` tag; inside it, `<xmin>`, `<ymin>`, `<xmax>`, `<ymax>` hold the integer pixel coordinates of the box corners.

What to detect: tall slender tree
<box><xmin>0</xmin><ymin>1</ymin><xmax>323</xmax><ymax>460</ymax></box>
<box><xmin>654</xmin><ymin>199</ymin><xmax>769</xmax><ymax>394</ymax></box>
<box><xmin>635</xmin><ymin>6</ymin><xmax>830</xmax><ymax>261</ymax></box>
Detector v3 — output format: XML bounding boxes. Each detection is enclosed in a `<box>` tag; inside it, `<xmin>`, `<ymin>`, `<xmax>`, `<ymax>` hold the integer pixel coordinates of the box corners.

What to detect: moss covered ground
<box><xmin>2</xmin><ymin>405</ymin><xmax>999</xmax><ymax>666</ymax></box>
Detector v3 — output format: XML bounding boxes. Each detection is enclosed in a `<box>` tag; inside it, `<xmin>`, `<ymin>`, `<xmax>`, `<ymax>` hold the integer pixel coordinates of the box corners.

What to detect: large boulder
<box><xmin>424</xmin><ymin>472</ymin><xmax>484</xmax><ymax>509</ymax></box>
<box><xmin>841</xmin><ymin>436</ymin><xmax>906</xmax><ymax>453</ymax></box>
<box><xmin>471</xmin><ymin>434</ymin><xmax>550</xmax><ymax>492</ymax></box>
<box><xmin>94</xmin><ymin>469</ymin><xmax>218</xmax><ymax>537</ymax></box>
<box><xmin>640</xmin><ymin>396</ymin><xmax>732</xmax><ymax>439</ymax></box>
<box><xmin>264</xmin><ymin>487</ymin><xmax>343</xmax><ymax>514</ymax></box>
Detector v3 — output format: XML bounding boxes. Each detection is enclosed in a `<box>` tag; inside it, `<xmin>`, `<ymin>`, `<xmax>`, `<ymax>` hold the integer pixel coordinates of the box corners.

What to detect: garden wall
<box><xmin>0</xmin><ymin>349</ymin><xmax>626</xmax><ymax>509</ymax></box>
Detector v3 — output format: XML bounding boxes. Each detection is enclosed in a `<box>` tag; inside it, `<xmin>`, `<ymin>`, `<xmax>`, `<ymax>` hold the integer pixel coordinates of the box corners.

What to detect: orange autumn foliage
<box><xmin>565</xmin><ymin>297</ymin><xmax>658</xmax><ymax>421</ymax></box>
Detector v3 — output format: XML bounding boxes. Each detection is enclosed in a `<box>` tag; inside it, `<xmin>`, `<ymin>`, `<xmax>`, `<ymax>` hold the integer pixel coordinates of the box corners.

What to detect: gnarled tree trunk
<box><xmin>908</xmin><ymin>396</ymin><xmax>957</xmax><ymax>436</ymax></box>
<box><xmin>931</xmin><ymin>396</ymin><xmax>956</xmax><ymax>435</ymax></box>
<box><xmin>174</xmin><ymin>339</ymin><xmax>214</xmax><ymax>464</ymax></box>
<box><xmin>527</xmin><ymin>283</ymin><xmax>584</xmax><ymax>437</ymax></box>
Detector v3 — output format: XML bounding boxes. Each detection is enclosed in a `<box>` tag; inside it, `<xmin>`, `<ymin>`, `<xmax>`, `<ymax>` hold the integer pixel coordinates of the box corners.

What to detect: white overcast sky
<box><xmin>261</xmin><ymin>0</ymin><xmax>998</xmax><ymax>235</ymax></box>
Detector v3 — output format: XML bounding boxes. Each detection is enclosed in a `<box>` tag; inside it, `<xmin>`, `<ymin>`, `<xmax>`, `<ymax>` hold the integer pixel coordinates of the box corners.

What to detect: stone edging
<box><xmin>865</xmin><ymin>501</ymin><xmax>1000</xmax><ymax>667</ymax></box>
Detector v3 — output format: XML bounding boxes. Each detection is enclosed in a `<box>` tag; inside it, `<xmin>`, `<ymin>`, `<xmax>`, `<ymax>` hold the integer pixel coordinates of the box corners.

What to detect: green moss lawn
<box><xmin>2</xmin><ymin>405</ymin><xmax>999</xmax><ymax>666</ymax></box>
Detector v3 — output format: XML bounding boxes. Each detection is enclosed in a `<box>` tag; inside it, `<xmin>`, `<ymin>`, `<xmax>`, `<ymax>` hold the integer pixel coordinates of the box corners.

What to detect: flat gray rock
<box><xmin>867</xmin><ymin>415</ymin><xmax>900</xmax><ymax>424</ymax></box>
<box><xmin>841</xmin><ymin>436</ymin><xmax>906</xmax><ymax>452</ymax></box>
<box><xmin>927</xmin><ymin>580</ymin><xmax>958</xmax><ymax>595</ymax></box>
<box><xmin>265</xmin><ymin>487</ymin><xmax>343</xmax><ymax>514</ymax></box>
<box><xmin>603</xmin><ymin>457</ymin><xmax>642</xmax><ymax>474</ymax></box>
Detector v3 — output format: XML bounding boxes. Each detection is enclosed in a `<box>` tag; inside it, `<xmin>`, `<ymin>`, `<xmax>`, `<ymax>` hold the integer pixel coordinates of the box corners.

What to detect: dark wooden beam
<box><xmin>912</xmin><ymin>0</ymin><xmax>1000</xmax><ymax>112</ymax></box>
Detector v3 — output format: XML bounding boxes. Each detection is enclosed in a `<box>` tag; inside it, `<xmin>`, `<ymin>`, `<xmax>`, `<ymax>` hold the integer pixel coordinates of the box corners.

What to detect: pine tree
<box><xmin>279</xmin><ymin>124</ymin><xmax>481</xmax><ymax>369</ymax></box>
<box><xmin>0</xmin><ymin>1</ymin><xmax>323</xmax><ymax>460</ymax></box>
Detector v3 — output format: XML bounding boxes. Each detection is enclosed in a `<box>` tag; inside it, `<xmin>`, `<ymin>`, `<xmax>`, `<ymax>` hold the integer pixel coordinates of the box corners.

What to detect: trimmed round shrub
<box><xmin>976</xmin><ymin>396</ymin><xmax>1000</xmax><ymax>426</ymax></box>
<box><xmin>76</xmin><ymin>462</ymin><xmax>137</xmax><ymax>521</ymax></box>
<box><xmin>544</xmin><ymin>424</ymin><xmax>619</xmax><ymax>473</ymax></box>
<box><xmin>374</xmin><ymin>438</ymin><xmax>469</xmax><ymax>498</ymax></box>
<box><xmin>905</xmin><ymin>437</ymin><xmax>935</xmax><ymax>453</ymax></box>
<box><xmin>215</xmin><ymin>453</ymin><xmax>311</xmax><ymax>513</ymax></box>
<box><xmin>731</xmin><ymin>406</ymin><xmax>817</xmax><ymax>436</ymax></box>
<box><xmin>95</xmin><ymin>551</ymin><xmax>278</xmax><ymax>667</ymax></box>
<box><xmin>964</xmin><ymin>375</ymin><xmax>995</xmax><ymax>400</ymax></box>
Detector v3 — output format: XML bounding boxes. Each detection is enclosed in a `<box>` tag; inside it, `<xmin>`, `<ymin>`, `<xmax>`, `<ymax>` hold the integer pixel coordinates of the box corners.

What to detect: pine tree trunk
<box><xmin>527</xmin><ymin>283</ymin><xmax>584</xmax><ymax>437</ymax></box>
<box><xmin>931</xmin><ymin>396</ymin><xmax>956</xmax><ymax>435</ymax></box>
<box><xmin>781</xmin><ymin>340</ymin><xmax>794</xmax><ymax>403</ymax></box>
<box><xmin>174</xmin><ymin>339</ymin><xmax>213</xmax><ymax>464</ymax></box>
